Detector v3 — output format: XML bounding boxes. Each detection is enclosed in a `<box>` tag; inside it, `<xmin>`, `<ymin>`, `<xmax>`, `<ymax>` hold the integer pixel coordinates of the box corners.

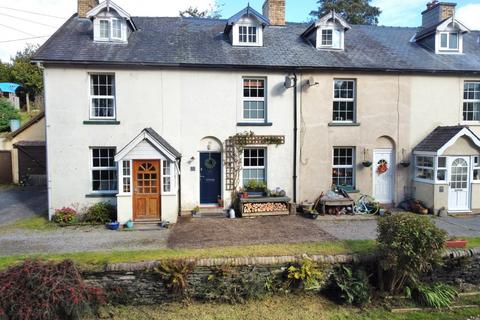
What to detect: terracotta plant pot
<box><xmin>445</xmin><ymin>240</ymin><xmax>468</xmax><ymax>248</ymax></box>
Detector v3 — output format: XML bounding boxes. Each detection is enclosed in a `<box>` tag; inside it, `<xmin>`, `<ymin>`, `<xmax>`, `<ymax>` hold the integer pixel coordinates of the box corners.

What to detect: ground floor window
<box><xmin>163</xmin><ymin>160</ymin><xmax>172</xmax><ymax>193</ymax></box>
<box><xmin>415</xmin><ymin>155</ymin><xmax>434</xmax><ymax>181</ymax></box>
<box><xmin>473</xmin><ymin>156</ymin><xmax>480</xmax><ymax>182</ymax></box>
<box><xmin>332</xmin><ymin>147</ymin><xmax>355</xmax><ymax>190</ymax></box>
<box><xmin>122</xmin><ymin>160</ymin><xmax>131</xmax><ymax>193</ymax></box>
<box><xmin>91</xmin><ymin>148</ymin><xmax>117</xmax><ymax>192</ymax></box>
<box><xmin>437</xmin><ymin>157</ymin><xmax>447</xmax><ymax>182</ymax></box>
<box><xmin>243</xmin><ymin>148</ymin><xmax>266</xmax><ymax>186</ymax></box>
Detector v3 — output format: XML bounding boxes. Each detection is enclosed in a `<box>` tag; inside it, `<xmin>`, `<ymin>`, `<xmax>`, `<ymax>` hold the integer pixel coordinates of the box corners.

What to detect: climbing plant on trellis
<box><xmin>224</xmin><ymin>132</ymin><xmax>285</xmax><ymax>191</ymax></box>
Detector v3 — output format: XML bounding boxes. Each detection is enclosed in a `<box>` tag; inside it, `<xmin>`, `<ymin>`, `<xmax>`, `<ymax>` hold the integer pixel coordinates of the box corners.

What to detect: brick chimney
<box><xmin>421</xmin><ymin>1</ymin><xmax>456</xmax><ymax>29</ymax></box>
<box><xmin>262</xmin><ymin>0</ymin><xmax>286</xmax><ymax>26</ymax></box>
<box><xmin>78</xmin><ymin>0</ymin><xmax>99</xmax><ymax>18</ymax></box>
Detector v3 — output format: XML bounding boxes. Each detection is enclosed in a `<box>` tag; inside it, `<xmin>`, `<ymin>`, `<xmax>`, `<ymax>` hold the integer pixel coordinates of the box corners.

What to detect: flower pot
<box><xmin>362</xmin><ymin>161</ymin><xmax>372</xmax><ymax>167</ymax></box>
<box><xmin>107</xmin><ymin>221</ymin><xmax>120</xmax><ymax>230</ymax></box>
<box><xmin>445</xmin><ymin>240</ymin><xmax>467</xmax><ymax>248</ymax></box>
<box><xmin>246</xmin><ymin>191</ymin><xmax>264</xmax><ymax>197</ymax></box>
<box><xmin>400</xmin><ymin>161</ymin><xmax>411</xmax><ymax>168</ymax></box>
<box><xmin>125</xmin><ymin>220</ymin><xmax>134</xmax><ymax>229</ymax></box>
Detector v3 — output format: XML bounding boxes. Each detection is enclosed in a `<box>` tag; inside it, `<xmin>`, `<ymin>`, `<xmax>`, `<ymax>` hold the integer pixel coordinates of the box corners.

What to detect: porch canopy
<box><xmin>413</xmin><ymin>126</ymin><xmax>480</xmax><ymax>183</ymax></box>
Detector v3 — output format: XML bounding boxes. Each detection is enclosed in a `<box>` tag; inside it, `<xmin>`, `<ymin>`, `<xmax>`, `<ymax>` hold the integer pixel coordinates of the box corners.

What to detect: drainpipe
<box><xmin>292</xmin><ymin>73</ymin><xmax>298</xmax><ymax>204</ymax></box>
<box><xmin>177</xmin><ymin>158</ymin><xmax>182</xmax><ymax>217</ymax></box>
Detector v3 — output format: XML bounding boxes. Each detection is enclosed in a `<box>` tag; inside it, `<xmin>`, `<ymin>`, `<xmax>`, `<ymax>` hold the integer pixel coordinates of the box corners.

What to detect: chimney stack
<box><xmin>421</xmin><ymin>1</ymin><xmax>456</xmax><ymax>29</ymax></box>
<box><xmin>78</xmin><ymin>0</ymin><xmax>99</xmax><ymax>18</ymax></box>
<box><xmin>262</xmin><ymin>0</ymin><xmax>286</xmax><ymax>26</ymax></box>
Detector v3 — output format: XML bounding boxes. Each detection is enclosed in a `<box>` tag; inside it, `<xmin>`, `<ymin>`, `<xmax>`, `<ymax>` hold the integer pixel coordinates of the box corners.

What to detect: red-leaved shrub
<box><xmin>52</xmin><ymin>207</ymin><xmax>78</xmax><ymax>225</ymax></box>
<box><xmin>0</xmin><ymin>259</ymin><xmax>106</xmax><ymax>320</ymax></box>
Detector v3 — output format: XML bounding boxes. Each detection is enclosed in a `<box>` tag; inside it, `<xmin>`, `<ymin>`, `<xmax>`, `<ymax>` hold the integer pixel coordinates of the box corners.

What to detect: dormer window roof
<box><xmin>86</xmin><ymin>0</ymin><xmax>137</xmax><ymax>43</ymax></box>
<box><xmin>225</xmin><ymin>5</ymin><xmax>270</xmax><ymax>47</ymax></box>
<box><xmin>302</xmin><ymin>11</ymin><xmax>351</xmax><ymax>51</ymax></box>
<box><xmin>414</xmin><ymin>17</ymin><xmax>470</xmax><ymax>54</ymax></box>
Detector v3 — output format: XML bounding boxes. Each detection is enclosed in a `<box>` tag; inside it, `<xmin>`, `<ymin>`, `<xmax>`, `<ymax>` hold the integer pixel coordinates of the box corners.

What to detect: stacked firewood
<box><xmin>243</xmin><ymin>202</ymin><xmax>289</xmax><ymax>213</ymax></box>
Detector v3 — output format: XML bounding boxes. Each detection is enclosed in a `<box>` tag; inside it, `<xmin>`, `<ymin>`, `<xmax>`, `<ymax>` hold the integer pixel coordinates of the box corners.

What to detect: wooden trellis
<box><xmin>224</xmin><ymin>134</ymin><xmax>285</xmax><ymax>191</ymax></box>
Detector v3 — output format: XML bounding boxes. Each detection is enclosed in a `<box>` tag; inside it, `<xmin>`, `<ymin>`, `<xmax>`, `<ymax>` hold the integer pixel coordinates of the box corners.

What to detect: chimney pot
<box><xmin>78</xmin><ymin>0</ymin><xmax>99</xmax><ymax>18</ymax></box>
<box><xmin>262</xmin><ymin>0</ymin><xmax>286</xmax><ymax>26</ymax></box>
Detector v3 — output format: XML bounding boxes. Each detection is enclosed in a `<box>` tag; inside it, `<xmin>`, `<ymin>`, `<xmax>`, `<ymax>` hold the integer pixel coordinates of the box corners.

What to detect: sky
<box><xmin>0</xmin><ymin>0</ymin><xmax>479</xmax><ymax>62</ymax></box>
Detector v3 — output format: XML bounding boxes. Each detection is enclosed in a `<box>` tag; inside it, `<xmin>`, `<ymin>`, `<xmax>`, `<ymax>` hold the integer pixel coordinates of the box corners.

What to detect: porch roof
<box><xmin>414</xmin><ymin>126</ymin><xmax>480</xmax><ymax>154</ymax></box>
<box><xmin>114</xmin><ymin>127</ymin><xmax>181</xmax><ymax>162</ymax></box>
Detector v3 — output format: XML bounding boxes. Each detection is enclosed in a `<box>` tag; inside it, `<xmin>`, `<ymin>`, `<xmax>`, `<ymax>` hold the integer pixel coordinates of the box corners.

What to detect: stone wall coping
<box><xmin>103</xmin><ymin>248</ymin><xmax>480</xmax><ymax>272</ymax></box>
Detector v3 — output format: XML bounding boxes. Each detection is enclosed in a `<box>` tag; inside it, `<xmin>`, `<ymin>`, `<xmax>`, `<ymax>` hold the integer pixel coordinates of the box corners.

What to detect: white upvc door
<box><xmin>448</xmin><ymin>157</ymin><xmax>471</xmax><ymax>212</ymax></box>
<box><xmin>373</xmin><ymin>149</ymin><xmax>395</xmax><ymax>203</ymax></box>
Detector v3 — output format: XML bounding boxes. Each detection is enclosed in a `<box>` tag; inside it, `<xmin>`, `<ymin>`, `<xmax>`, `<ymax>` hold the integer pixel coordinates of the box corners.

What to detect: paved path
<box><xmin>0</xmin><ymin>186</ymin><xmax>47</xmax><ymax>224</ymax></box>
<box><xmin>316</xmin><ymin>215</ymin><xmax>480</xmax><ymax>240</ymax></box>
<box><xmin>0</xmin><ymin>227</ymin><xmax>170</xmax><ymax>256</ymax></box>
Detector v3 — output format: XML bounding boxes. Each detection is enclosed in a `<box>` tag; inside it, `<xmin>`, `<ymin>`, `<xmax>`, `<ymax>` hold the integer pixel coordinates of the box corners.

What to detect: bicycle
<box><xmin>353</xmin><ymin>194</ymin><xmax>380</xmax><ymax>215</ymax></box>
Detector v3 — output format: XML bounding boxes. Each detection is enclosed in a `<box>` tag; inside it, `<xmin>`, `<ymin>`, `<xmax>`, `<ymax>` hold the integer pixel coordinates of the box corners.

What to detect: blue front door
<box><xmin>200</xmin><ymin>152</ymin><xmax>222</xmax><ymax>204</ymax></box>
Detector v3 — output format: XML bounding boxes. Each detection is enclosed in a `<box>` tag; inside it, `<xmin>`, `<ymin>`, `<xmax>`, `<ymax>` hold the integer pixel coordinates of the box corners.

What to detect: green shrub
<box><xmin>327</xmin><ymin>266</ymin><xmax>372</xmax><ymax>307</ymax></box>
<box><xmin>284</xmin><ymin>258</ymin><xmax>329</xmax><ymax>292</ymax></box>
<box><xmin>82</xmin><ymin>202</ymin><xmax>117</xmax><ymax>224</ymax></box>
<box><xmin>196</xmin><ymin>266</ymin><xmax>270</xmax><ymax>304</ymax></box>
<box><xmin>408</xmin><ymin>283</ymin><xmax>458</xmax><ymax>309</ymax></box>
<box><xmin>0</xmin><ymin>98</ymin><xmax>20</xmax><ymax>132</ymax></box>
<box><xmin>154</xmin><ymin>260</ymin><xmax>196</xmax><ymax>296</ymax></box>
<box><xmin>377</xmin><ymin>213</ymin><xmax>447</xmax><ymax>293</ymax></box>
<box><xmin>244</xmin><ymin>179</ymin><xmax>267</xmax><ymax>191</ymax></box>
<box><xmin>52</xmin><ymin>207</ymin><xmax>78</xmax><ymax>224</ymax></box>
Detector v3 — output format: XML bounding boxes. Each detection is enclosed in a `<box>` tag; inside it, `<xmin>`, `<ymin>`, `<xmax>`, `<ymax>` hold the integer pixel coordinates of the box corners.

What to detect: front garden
<box><xmin>0</xmin><ymin>213</ymin><xmax>479</xmax><ymax>320</ymax></box>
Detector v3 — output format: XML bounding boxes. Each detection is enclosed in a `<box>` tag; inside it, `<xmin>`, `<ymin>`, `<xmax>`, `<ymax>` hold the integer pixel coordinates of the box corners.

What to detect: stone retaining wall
<box><xmin>83</xmin><ymin>248</ymin><xmax>480</xmax><ymax>306</ymax></box>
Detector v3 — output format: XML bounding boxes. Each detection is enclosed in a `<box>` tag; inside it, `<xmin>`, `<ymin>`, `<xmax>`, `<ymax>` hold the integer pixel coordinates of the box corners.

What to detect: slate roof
<box><xmin>33</xmin><ymin>15</ymin><xmax>480</xmax><ymax>73</ymax></box>
<box><xmin>144</xmin><ymin>128</ymin><xmax>182</xmax><ymax>159</ymax></box>
<box><xmin>414</xmin><ymin>126</ymin><xmax>480</xmax><ymax>152</ymax></box>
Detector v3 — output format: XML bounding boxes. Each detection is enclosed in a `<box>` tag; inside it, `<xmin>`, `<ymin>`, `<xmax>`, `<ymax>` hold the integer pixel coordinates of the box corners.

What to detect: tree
<box><xmin>0</xmin><ymin>62</ymin><xmax>11</xmax><ymax>83</ymax></box>
<box><xmin>310</xmin><ymin>0</ymin><xmax>381</xmax><ymax>25</ymax></box>
<box><xmin>0</xmin><ymin>98</ymin><xmax>20</xmax><ymax>132</ymax></box>
<box><xmin>9</xmin><ymin>44</ymin><xmax>43</xmax><ymax>96</ymax></box>
<box><xmin>179</xmin><ymin>2</ymin><xmax>222</xmax><ymax>19</ymax></box>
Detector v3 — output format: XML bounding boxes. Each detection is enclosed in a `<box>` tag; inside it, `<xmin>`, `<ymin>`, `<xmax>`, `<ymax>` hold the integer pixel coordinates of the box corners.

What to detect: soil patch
<box><xmin>167</xmin><ymin>215</ymin><xmax>336</xmax><ymax>249</ymax></box>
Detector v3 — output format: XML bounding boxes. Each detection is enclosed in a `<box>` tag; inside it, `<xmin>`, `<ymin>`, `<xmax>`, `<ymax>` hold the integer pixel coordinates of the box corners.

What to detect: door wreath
<box><xmin>377</xmin><ymin>160</ymin><xmax>388</xmax><ymax>175</ymax></box>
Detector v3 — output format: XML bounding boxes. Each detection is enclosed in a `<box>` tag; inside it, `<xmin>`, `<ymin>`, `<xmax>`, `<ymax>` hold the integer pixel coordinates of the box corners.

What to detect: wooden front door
<box><xmin>133</xmin><ymin>160</ymin><xmax>161</xmax><ymax>221</ymax></box>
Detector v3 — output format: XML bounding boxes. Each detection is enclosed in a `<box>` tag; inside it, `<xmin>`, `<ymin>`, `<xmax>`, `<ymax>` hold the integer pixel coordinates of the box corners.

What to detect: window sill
<box><xmin>328</xmin><ymin>122</ymin><xmax>360</xmax><ymax>127</ymax></box>
<box><xmin>237</xmin><ymin>122</ymin><xmax>273</xmax><ymax>127</ymax></box>
<box><xmin>85</xmin><ymin>193</ymin><xmax>117</xmax><ymax>198</ymax></box>
<box><xmin>83</xmin><ymin>120</ymin><xmax>120</xmax><ymax>125</ymax></box>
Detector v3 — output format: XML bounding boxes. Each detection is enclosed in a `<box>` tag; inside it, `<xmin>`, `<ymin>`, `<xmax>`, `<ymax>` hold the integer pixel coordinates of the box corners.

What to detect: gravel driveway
<box><xmin>0</xmin><ymin>226</ymin><xmax>170</xmax><ymax>256</ymax></box>
<box><xmin>316</xmin><ymin>215</ymin><xmax>480</xmax><ymax>240</ymax></box>
<box><xmin>0</xmin><ymin>186</ymin><xmax>47</xmax><ymax>224</ymax></box>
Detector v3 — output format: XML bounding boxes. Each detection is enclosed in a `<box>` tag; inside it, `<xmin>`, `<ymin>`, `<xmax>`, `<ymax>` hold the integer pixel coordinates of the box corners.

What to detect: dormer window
<box><xmin>86</xmin><ymin>0</ymin><xmax>137</xmax><ymax>44</ymax></box>
<box><xmin>302</xmin><ymin>11</ymin><xmax>351</xmax><ymax>51</ymax></box>
<box><xmin>225</xmin><ymin>5</ymin><xmax>269</xmax><ymax>47</ymax></box>
<box><xmin>439</xmin><ymin>32</ymin><xmax>458</xmax><ymax>50</ymax></box>
<box><xmin>239</xmin><ymin>26</ymin><xmax>258</xmax><ymax>44</ymax></box>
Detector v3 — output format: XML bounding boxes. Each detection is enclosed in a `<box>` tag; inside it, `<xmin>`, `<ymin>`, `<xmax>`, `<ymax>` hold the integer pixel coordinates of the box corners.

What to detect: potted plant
<box><xmin>400</xmin><ymin>160</ymin><xmax>411</xmax><ymax>168</ymax></box>
<box><xmin>445</xmin><ymin>237</ymin><xmax>468</xmax><ymax>248</ymax></box>
<box><xmin>362</xmin><ymin>161</ymin><xmax>373</xmax><ymax>167</ymax></box>
<box><xmin>217</xmin><ymin>196</ymin><xmax>224</xmax><ymax>207</ymax></box>
<box><xmin>191</xmin><ymin>206</ymin><xmax>200</xmax><ymax>216</ymax></box>
<box><xmin>244</xmin><ymin>179</ymin><xmax>267</xmax><ymax>197</ymax></box>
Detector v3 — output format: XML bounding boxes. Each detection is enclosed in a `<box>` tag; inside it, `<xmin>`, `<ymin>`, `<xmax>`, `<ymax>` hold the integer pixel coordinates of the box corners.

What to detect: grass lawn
<box><xmin>0</xmin><ymin>239</ymin><xmax>375</xmax><ymax>271</ymax></box>
<box><xmin>100</xmin><ymin>294</ymin><xmax>480</xmax><ymax>320</ymax></box>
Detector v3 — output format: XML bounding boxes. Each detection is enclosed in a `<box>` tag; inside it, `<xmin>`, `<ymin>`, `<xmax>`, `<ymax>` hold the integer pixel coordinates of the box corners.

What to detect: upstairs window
<box><xmin>463</xmin><ymin>81</ymin><xmax>480</xmax><ymax>122</ymax></box>
<box><xmin>90</xmin><ymin>74</ymin><xmax>115</xmax><ymax>120</ymax></box>
<box><xmin>99</xmin><ymin>20</ymin><xmax>110</xmax><ymax>39</ymax></box>
<box><xmin>321</xmin><ymin>29</ymin><xmax>333</xmax><ymax>46</ymax></box>
<box><xmin>112</xmin><ymin>19</ymin><xmax>123</xmax><ymax>39</ymax></box>
<box><xmin>333</xmin><ymin>79</ymin><xmax>356</xmax><ymax>122</ymax></box>
<box><xmin>239</xmin><ymin>26</ymin><xmax>257</xmax><ymax>44</ymax></box>
<box><xmin>243</xmin><ymin>78</ymin><xmax>266</xmax><ymax>122</ymax></box>
<box><xmin>439</xmin><ymin>32</ymin><xmax>459</xmax><ymax>51</ymax></box>
<box><xmin>95</xmin><ymin>18</ymin><xmax>125</xmax><ymax>42</ymax></box>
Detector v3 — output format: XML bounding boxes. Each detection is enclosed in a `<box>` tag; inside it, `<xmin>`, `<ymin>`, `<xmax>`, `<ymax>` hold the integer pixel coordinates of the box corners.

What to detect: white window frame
<box><xmin>242</xmin><ymin>77</ymin><xmax>267</xmax><ymax>123</ymax></box>
<box><xmin>436</xmin><ymin>156</ymin><xmax>448</xmax><ymax>183</ymax></box>
<box><xmin>239</xmin><ymin>25</ymin><xmax>258</xmax><ymax>44</ymax></box>
<box><xmin>111</xmin><ymin>18</ymin><xmax>123</xmax><ymax>40</ymax></box>
<box><xmin>90</xmin><ymin>147</ymin><xmax>118</xmax><ymax>194</ymax></box>
<box><xmin>332</xmin><ymin>147</ymin><xmax>356</xmax><ymax>190</ymax></box>
<box><xmin>242</xmin><ymin>147</ymin><xmax>267</xmax><ymax>187</ymax></box>
<box><xmin>162</xmin><ymin>160</ymin><xmax>175</xmax><ymax>194</ymax></box>
<box><xmin>320</xmin><ymin>28</ymin><xmax>333</xmax><ymax>47</ymax></box>
<box><xmin>439</xmin><ymin>32</ymin><xmax>459</xmax><ymax>51</ymax></box>
<box><xmin>118</xmin><ymin>159</ymin><xmax>132</xmax><ymax>195</ymax></box>
<box><xmin>233</xmin><ymin>22</ymin><xmax>263</xmax><ymax>47</ymax></box>
<box><xmin>463</xmin><ymin>81</ymin><xmax>480</xmax><ymax>122</ymax></box>
<box><xmin>414</xmin><ymin>155</ymin><xmax>435</xmax><ymax>184</ymax></box>
<box><xmin>96</xmin><ymin>18</ymin><xmax>124</xmax><ymax>42</ymax></box>
<box><xmin>473</xmin><ymin>156</ymin><xmax>480</xmax><ymax>183</ymax></box>
<box><xmin>332</xmin><ymin>79</ymin><xmax>356</xmax><ymax>123</ymax></box>
<box><xmin>98</xmin><ymin>19</ymin><xmax>110</xmax><ymax>41</ymax></box>
<box><xmin>89</xmin><ymin>74</ymin><xmax>116</xmax><ymax>120</ymax></box>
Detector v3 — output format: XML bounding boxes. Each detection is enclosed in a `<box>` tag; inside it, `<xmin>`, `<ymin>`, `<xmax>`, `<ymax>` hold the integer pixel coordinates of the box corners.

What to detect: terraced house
<box><xmin>33</xmin><ymin>0</ymin><xmax>480</xmax><ymax>223</ymax></box>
